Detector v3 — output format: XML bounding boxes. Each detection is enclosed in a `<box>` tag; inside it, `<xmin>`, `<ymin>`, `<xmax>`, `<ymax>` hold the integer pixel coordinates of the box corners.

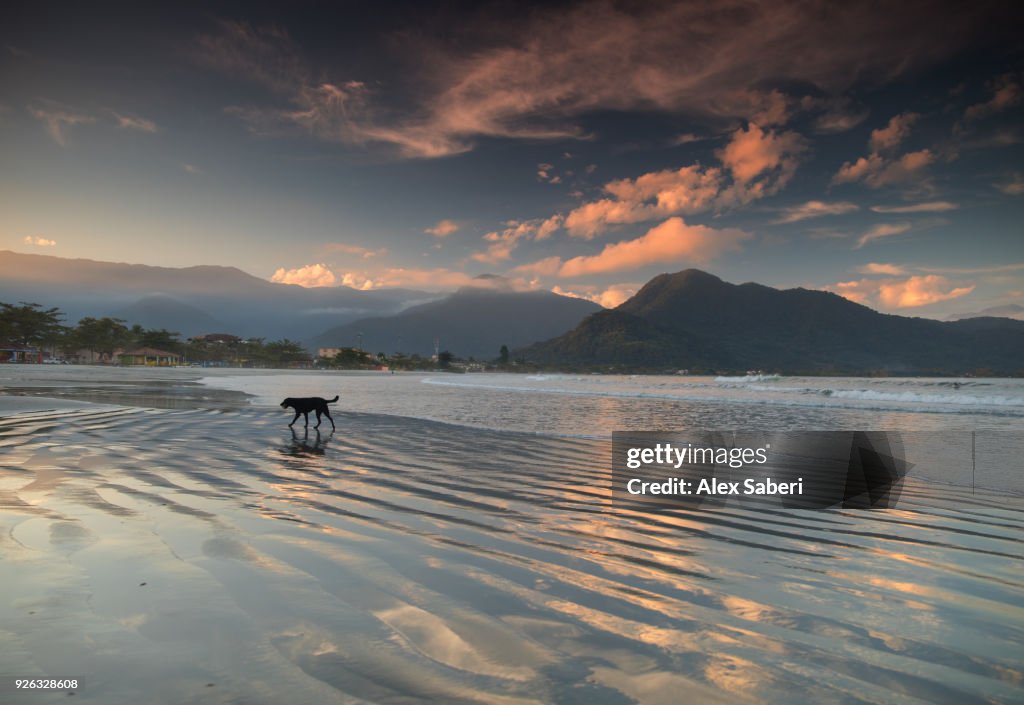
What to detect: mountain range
<box><xmin>520</xmin><ymin>269</ymin><xmax>1024</xmax><ymax>375</ymax></box>
<box><xmin>312</xmin><ymin>283</ymin><xmax>601</xmax><ymax>359</ymax></box>
<box><xmin>0</xmin><ymin>250</ymin><xmax>432</xmax><ymax>341</ymax></box>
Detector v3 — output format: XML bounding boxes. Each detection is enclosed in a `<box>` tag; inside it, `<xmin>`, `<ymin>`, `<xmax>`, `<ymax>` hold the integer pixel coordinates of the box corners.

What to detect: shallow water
<box><xmin>0</xmin><ymin>368</ymin><xmax>1022</xmax><ymax>704</ymax></box>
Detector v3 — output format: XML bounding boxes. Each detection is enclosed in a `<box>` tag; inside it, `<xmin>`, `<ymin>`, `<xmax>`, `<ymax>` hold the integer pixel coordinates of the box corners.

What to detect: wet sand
<box><xmin>1</xmin><ymin>381</ymin><xmax>1022</xmax><ymax>703</ymax></box>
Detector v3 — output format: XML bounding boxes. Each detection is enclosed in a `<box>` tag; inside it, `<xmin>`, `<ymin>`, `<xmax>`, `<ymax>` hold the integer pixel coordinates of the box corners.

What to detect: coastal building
<box><xmin>118</xmin><ymin>347</ymin><xmax>182</xmax><ymax>366</ymax></box>
<box><xmin>0</xmin><ymin>346</ymin><xmax>43</xmax><ymax>363</ymax></box>
<box><xmin>317</xmin><ymin>347</ymin><xmax>342</xmax><ymax>359</ymax></box>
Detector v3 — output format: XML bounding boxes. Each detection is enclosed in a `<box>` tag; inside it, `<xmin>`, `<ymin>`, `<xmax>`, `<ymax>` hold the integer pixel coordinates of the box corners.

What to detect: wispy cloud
<box><xmin>963</xmin><ymin>73</ymin><xmax>1022</xmax><ymax>122</ymax></box>
<box><xmin>114</xmin><ymin>112</ymin><xmax>159</xmax><ymax>133</ymax></box>
<box><xmin>855</xmin><ymin>222</ymin><xmax>912</xmax><ymax>249</ymax></box>
<box><xmin>181</xmin><ymin>163</ymin><xmax>203</xmax><ymax>174</ymax></box>
<box><xmin>425</xmin><ymin>219</ymin><xmax>459</xmax><ymax>237</ymax></box>
<box><xmin>28</xmin><ymin>104</ymin><xmax>94</xmax><ymax>145</ymax></box>
<box><xmin>774</xmin><ymin>200</ymin><xmax>859</xmax><ymax>224</ymax></box>
<box><xmin>870</xmin><ymin>201</ymin><xmax>958</xmax><ymax>213</ymax></box>
<box><xmin>996</xmin><ymin>174</ymin><xmax>1024</xmax><ymax>195</ymax></box>
<box><xmin>325</xmin><ymin>243</ymin><xmax>387</xmax><ymax>258</ymax></box>
<box><xmin>196</xmin><ymin>3</ymin><xmax>987</xmax><ymax>158</ymax></box>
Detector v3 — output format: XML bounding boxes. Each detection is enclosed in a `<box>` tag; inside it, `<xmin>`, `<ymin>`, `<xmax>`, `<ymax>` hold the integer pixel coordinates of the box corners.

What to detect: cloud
<box><xmin>831</xmin><ymin>275</ymin><xmax>975</xmax><ymax>309</ymax></box>
<box><xmin>773</xmin><ymin>200</ymin><xmax>859</xmax><ymax>224</ymax></box>
<box><xmin>997</xmin><ymin>174</ymin><xmax>1024</xmax><ymax>195</ymax></box>
<box><xmin>182</xmin><ymin>163</ymin><xmax>203</xmax><ymax>174</ymax></box>
<box><xmin>869</xmin><ymin>112</ymin><xmax>919</xmax><ymax>151</ymax></box>
<box><xmin>536</xmin><ymin>163</ymin><xmax>562</xmax><ymax>184</ymax></box>
<box><xmin>834</xmin><ymin>148</ymin><xmax>934</xmax><ymax>188</ymax></box>
<box><xmin>510</xmin><ymin>256</ymin><xmax>563</xmax><ymax>277</ymax></box>
<box><xmin>881</xmin><ymin>275</ymin><xmax>975</xmax><ymax>307</ymax></box>
<box><xmin>964</xmin><ymin>74</ymin><xmax>1022</xmax><ymax>122</ymax></box>
<box><xmin>425</xmin><ymin>219</ymin><xmax>460</xmax><ymax>237</ymax></box>
<box><xmin>28</xmin><ymin>105</ymin><xmax>94</xmax><ymax>145</ymax></box>
<box><xmin>270</xmin><ymin>263</ymin><xmax>337</xmax><ymax>287</ymax></box>
<box><xmin>196</xmin><ymin>3</ymin><xmax>988</xmax><ymax>158</ymax></box>
<box><xmin>325</xmin><ymin>243</ymin><xmax>387</xmax><ymax>258</ymax></box>
<box><xmin>833</xmin><ymin>111</ymin><xmax>936</xmax><ymax>188</ymax></box>
<box><xmin>858</xmin><ymin>262</ymin><xmax>907</xmax><ymax>275</ymax></box>
<box><xmin>114</xmin><ymin>113</ymin><xmax>159</xmax><ymax>133</ymax></box>
<box><xmin>870</xmin><ymin>201</ymin><xmax>958</xmax><ymax>213</ymax></box>
<box><xmin>855</xmin><ymin>222</ymin><xmax>912</xmax><ymax>248</ymax></box>
<box><xmin>337</xmin><ymin>267</ymin><xmax>529</xmax><ymax>292</ymax></box>
<box><xmin>557</xmin><ymin>217</ymin><xmax>751</xmax><ymax>277</ymax></box>
<box><xmin>552</xmin><ymin>283</ymin><xmax>638</xmax><ymax>309</ymax></box>
<box><xmin>23</xmin><ymin>236</ymin><xmax>56</xmax><ymax>247</ymax></box>
<box><xmin>810</xmin><ymin>97</ymin><xmax>869</xmax><ymax>133</ymax></box>
<box><xmin>469</xmin><ymin>216</ymin><xmax>562</xmax><ymax>263</ymax></box>
<box><xmin>716</xmin><ymin>123</ymin><xmax>805</xmax><ymax>186</ymax></box>
<box><xmin>560</xmin><ymin>123</ymin><xmax>803</xmax><ymax>239</ymax></box>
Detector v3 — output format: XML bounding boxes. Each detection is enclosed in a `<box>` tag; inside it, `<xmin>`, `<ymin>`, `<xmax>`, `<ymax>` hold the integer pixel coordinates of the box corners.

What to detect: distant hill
<box><xmin>0</xmin><ymin>250</ymin><xmax>431</xmax><ymax>342</ymax></box>
<box><xmin>520</xmin><ymin>269</ymin><xmax>1024</xmax><ymax>375</ymax></box>
<box><xmin>111</xmin><ymin>295</ymin><xmax>225</xmax><ymax>338</ymax></box>
<box><xmin>312</xmin><ymin>283</ymin><xmax>602</xmax><ymax>359</ymax></box>
<box><xmin>947</xmin><ymin>304</ymin><xmax>1024</xmax><ymax>321</ymax></box>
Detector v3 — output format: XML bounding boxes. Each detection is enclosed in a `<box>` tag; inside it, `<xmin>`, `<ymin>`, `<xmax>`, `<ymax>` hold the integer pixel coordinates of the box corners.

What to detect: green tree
<box><xmin>263</xmin><ymin>339</ymin><xmax>310</xmax><ymax>365</ymax></box>
<box><xmin>73</xmin><ymin>317</ymin><xmax>129</xmax><ymax>360</ymax></box>
<box><xmin>135</xmin><ymin>328</ymin><xmax>182</xmax><ymax>352</ymax></box>
<box><xmin>0</xmin><ymin>302</ymin><xmax>66</xmax><ymax>347</ymax></box>
<box><xmin>499</xmin><ymin>344</ymin><xmax>510</xmax><ymax>365</ymax></box>
<box><xmin>437</xmin><ymin>350</ymin><xmax>454</xmax><ymax>368</ymax></box>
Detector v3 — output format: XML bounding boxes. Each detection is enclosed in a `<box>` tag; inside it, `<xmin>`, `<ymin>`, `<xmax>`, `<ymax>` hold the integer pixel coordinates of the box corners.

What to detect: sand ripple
<box><xmin>0</xmin><ymin>407</ymin><xmax>1022</xmax><ymax>704</ymax></box>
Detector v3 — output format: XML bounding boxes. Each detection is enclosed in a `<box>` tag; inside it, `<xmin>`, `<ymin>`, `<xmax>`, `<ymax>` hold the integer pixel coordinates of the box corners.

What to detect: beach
<box><xmin>1</xmin><ymin>368</ymin><xmax>1022</xmax><ymax>704</ymax></box>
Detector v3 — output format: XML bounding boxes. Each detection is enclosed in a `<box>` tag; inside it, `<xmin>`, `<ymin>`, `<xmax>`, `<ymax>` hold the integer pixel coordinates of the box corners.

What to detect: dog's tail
<box><xmin>327</xmin><ymin>395</ymin><xmax>339</xmax><ymax>403</ymax></box>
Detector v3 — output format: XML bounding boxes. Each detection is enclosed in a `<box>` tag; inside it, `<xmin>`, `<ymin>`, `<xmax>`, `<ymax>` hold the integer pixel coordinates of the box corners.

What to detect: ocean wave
<box><xmin>715</xmin><ymin>374</ymin><xmax>783</xmax><ymax>383</ymax></box>
<box><xmin>826</xmin><ymin>389</ymin><xmax>1024</xmax><ymax>407</ymax></box>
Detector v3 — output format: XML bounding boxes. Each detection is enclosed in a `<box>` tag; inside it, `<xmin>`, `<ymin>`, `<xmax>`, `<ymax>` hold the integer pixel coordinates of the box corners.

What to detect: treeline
<box><xmin>0</xmin><ymin>301</ymin><xmax>309</xmax><ymax>365</ymax></box>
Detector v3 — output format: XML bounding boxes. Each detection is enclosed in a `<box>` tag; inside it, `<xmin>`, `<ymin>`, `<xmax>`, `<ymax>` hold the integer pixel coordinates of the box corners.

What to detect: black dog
<box><xmin>280</xmin><ymin>395</ymin><xmax>338</xmax><ymax>430</ymax></box>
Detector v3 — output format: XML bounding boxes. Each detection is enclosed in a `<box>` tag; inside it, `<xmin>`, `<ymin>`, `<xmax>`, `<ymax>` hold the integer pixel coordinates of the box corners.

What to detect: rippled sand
<box><xmin>1</xmin><ymin>404</ymin><xmax>1022</xmax><ymax>704</ymax></box>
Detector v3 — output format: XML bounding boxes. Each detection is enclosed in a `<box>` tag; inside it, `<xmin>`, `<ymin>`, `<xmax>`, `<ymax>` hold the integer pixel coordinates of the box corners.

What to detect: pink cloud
<box><xmin>271</xmin><ymin>263</ymin><xmax>337</xmax><ymax>287</ymax></box>
<box><xmin>114</xmin><ymin>113</ymin><xmax>159</xmax><ymax>133</ymax></box>
<box><xmin>773</xmin><ymin>200</ymin><xmax>859</xmax><ymax>224</ymax></box>
<box><xmin>551</xmin><ymin>283</ymin><xmax>638</xmax><ymax>309</ymax></box>
<box><xmin>197</xmin><ymin>4</ymin><xmax>985</xmax><ymax>158</ymax></box>
<box><xmin>964</xmin><ymin>74</ymin><xmax>1022</xmax><ymax>122</ymax></box>
<box><xmin>22</xmin><ymin>236</ymin><xmax>57</xmax><ymax>247</ymax></box>
<box><xmin>425</xmin><ymin>219</ymin><xmax>460</xmax><ymax>237</ymax></box>
<box><xmin>854</xmin><ymin>223</ymin><xmax>912</xmax><ymax>248</ymax></box>
<box><xmin>28</xmin><ymin>105</ymin><xmax>94</xmax><ymax>145</ymax></box>
<box><xmin>858</xmin><ymin>263</ymin><xmax>907</xmax><ymax>275</ymax></box>
<box><xmin>834</xmin><ymin>149</ymin><xmax>934</xmax><ymax>188</ymax></box>
<box><xmin>870</xmin><ymin>201</ymin><xmax>957</xmax><ymax>213</ymax></box>
<box><xmin>558</xmin><ymin>217</ymin><xmax>750</xmax><ymax>277</ymax></box>
<box><xmin>560</xmin><ymin>125</ymin><xmax>803</xmax><ymax>239</ymax></box>
<box><xmin>869</xmin><ymin>112</ymin><xmax>919</xmax><ymax>151</ymax></box>
<box><xmin>716</xmin><ymin>123</ymin><xmax>804</xmax><ymax>185</ymax></box>
<box><xmin>325</xmin><ymin>243</ymin><xmax>387</xmax><ymax>258</ymax></box>
<box><xmin>830</xmin><ymin>275</ymin><xmax>975</xmax><ymax>309</ymax></box>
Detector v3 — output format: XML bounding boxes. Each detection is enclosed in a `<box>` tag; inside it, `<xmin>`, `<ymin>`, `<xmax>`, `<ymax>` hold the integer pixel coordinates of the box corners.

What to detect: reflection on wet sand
<box><xmin>0</xmin><ymin>406</ymin><xmax>1022</xmax><ymax>704</ymax></box>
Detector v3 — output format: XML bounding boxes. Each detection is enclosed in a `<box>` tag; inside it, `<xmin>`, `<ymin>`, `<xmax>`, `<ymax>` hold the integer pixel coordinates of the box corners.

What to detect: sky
<box><xmin>2</xmin><ymin>0</ymin><xmax>1023</xmax><ymax>318</ymax></box>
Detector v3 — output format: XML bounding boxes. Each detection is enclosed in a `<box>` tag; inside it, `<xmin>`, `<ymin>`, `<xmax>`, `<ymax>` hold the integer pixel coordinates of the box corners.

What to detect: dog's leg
<box><xmin>303</xmin><ymin>411</ymin><xmax>310</xmax><ymax>427</ymax></box>
<box><xmin>323</xmin><ymin>407</ymin><xmax>336</xmax><ymax>430</ymax></box>
<box><xmin>314</xmin><ymin>409</ymin><xmax>322</xmax><ymax>429</ymax></box>
<box><xmin>289</xmin><ymin>411</ymin><xmax>301</xmax><ymax>427</ymax></box>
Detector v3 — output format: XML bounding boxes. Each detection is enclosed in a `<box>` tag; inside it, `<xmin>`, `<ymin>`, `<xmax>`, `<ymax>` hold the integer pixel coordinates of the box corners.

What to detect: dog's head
<box><xmin>280</xmin><ymin>398</ymin><xmax>293</xmax><ymax>408</ymax></box>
